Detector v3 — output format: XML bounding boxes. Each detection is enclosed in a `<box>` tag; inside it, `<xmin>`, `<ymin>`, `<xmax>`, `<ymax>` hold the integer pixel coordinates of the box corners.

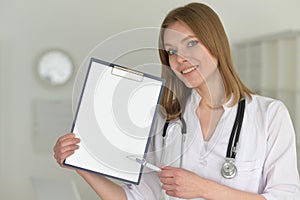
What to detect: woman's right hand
<box><xmin>53</xmin><ymin>133</ymin><xmax>127</xmax><ymax>199</ymax></box>
<box><xmin>53</xmin><ymin>133</ymin><xmax>80</xmax><ymax>168</ymax></box>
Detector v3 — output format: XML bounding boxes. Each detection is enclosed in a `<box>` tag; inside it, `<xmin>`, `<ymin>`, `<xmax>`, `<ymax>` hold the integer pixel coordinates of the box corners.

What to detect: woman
<box><xmin>53</xmin><ymin>3</ymin><xmax>300</xmax><ymax>199</ymax></box>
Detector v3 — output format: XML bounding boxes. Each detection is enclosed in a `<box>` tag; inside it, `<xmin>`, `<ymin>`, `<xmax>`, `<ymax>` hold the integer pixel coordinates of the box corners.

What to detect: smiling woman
<box><xmin>158</xmin><ymin>3</ymin><xmax>253</xmax><ymax>121</ymax></box>
<box><xmin>2</xmin><ymin>0</ymin><xmax>300</xmax><ymax>199</ymax></box>
<box><xmin>53</xmin><ymin>2</ymin><xmax>300</xmax><ymax>200</ymax></box>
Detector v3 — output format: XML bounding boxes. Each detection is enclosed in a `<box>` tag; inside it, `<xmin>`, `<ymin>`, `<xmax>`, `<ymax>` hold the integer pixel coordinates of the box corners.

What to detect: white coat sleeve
<box><xmin>122</xmin><ymin>172</ymin><xmax>162</xmax><ymax>200</ymax></box>
<box><xmin>261</xmin><ymin>101</ymin><xmax>300</xmax><ymax>200</ymax></box>
<box><xmin>122</xmin><ymin>113</ymin><xmax>165</xmax><ymax>200</ymax></box>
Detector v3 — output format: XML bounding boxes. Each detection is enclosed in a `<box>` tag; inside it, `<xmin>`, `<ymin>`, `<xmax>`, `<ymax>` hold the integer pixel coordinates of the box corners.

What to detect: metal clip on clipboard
<box><xmin>111</xmin><ymin>65</ymin><xmax>144</xmax><ymax>82</ymax></box>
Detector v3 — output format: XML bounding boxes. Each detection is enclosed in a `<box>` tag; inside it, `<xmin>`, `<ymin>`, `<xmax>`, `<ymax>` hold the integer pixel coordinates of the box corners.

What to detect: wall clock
<box><xmin>37</xmin><ymin>49</ymin><xmax>73</xmax><ymax>86</ymax></box>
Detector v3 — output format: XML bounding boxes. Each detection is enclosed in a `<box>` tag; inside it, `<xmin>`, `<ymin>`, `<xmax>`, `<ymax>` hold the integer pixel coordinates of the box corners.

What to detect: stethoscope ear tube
<box><xmin>161</xmin><ymin>117</ymin><xmax>186</xmax><ymax>167</ymax></box>
<box><xmin>226</xmin><ymin>99</ymin><xmax>246</xmax><ymax>159</ymax></box>
<box><xmin>162</xmin><ymin>121</ymin><xmax>169</xmax><ymax>138</ymax></box>
<box><xmin>161</xmin><ymin>99</ymin><xmax>246</xmax><ymax>179</ymax></box>
<box><xmin>161</xmin><ymin>121</ymin><xmax>169</xmax><ymax>165</ymax></box>
<box><xmin>221</xmin><ymin>99</ymin><xmax>246</xmax><ymax>179</ymax></box>
<box><xmin>179</xmin><ymin>116</ymin><xmax>187</xmax><ymax>167</ymax></box>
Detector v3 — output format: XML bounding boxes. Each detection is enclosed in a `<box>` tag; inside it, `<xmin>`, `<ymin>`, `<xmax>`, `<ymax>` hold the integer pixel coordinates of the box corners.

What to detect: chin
<box><xmin>181</xmin><ymin>79</ymin><xmax>203</xmax><ymax>89</ymax></box>
<box><xmin>183</xmin><ymin>82</ymin><xmax>200</xmax><ymax>89</ymax></box>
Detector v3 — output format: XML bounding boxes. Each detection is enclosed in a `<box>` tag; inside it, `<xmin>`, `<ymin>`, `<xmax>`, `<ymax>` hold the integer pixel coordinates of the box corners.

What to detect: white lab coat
<box><xmin>123</xmin><ymin>91</ymin><xmax>300</xmax><ymax>200</ymax></box>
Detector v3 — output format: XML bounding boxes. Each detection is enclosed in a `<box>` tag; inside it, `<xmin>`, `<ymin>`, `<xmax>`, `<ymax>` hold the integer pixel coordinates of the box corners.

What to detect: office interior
<box><xmin>1</xmin><ymin>0</ymin><xmax>300</xmax><ymax>199</ymax></box>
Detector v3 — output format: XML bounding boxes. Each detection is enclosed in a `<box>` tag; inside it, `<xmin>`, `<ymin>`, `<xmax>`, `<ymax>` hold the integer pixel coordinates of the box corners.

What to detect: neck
<box><xmin>195</xmin><ymin>70</ymin><xmax>226</xmax><ymax>109</ymax></box>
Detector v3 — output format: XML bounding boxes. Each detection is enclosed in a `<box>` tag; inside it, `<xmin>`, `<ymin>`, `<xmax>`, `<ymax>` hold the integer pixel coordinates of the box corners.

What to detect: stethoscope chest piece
<box><xmin>221</xmin><ymin>158</ymin><xmax>237</xmax><ymax>179</ymax></box>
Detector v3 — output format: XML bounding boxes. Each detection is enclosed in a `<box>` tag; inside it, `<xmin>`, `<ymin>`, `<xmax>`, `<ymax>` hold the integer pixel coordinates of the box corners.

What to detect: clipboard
<box><xmin>64</xmin><ymin>58</ymin><xmax>165</xmax><ymax>185</ymax></box>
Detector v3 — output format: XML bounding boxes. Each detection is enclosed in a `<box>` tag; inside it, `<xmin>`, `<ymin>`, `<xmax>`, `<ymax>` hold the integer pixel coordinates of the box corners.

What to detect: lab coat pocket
<box><xmin>221</xmin><ymin>159</ymin><xmax>262</xmax><ymax>193</ymax></box>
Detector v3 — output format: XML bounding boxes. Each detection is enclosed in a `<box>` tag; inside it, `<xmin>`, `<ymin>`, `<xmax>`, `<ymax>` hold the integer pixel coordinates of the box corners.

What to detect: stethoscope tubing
<box><xmin>161</xmin><ymin>99</ymin><xmax>246</xmax><ymax>179</ymax></box>
<box><xmin>161</xmin><ymin>119</ymin><xmax>186</xmax><ymax>167</ymax></box>
<box><xmin>226</xmin><ymin>99</ymin><xmax>245</xmax><ymax>159</ymax></box>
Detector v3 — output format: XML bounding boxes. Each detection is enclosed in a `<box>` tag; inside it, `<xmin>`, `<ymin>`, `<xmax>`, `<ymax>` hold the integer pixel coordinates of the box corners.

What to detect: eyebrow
<box><xmin>164</xmin><ymin>35</ymin><xmax>197</xmax><ymax>47</ymax></box>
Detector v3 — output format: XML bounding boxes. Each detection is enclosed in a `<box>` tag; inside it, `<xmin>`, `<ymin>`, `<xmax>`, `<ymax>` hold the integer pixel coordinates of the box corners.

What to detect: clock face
<box><xmin>37</xmin><ymin>50</ymin><xmax>73</xmax><ymax>86</ymax></box>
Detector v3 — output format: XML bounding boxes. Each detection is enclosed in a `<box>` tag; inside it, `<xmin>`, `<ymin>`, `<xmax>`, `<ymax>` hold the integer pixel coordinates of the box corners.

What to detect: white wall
<box><xmin>1</xmin><ymin>0</ymin><xmax>300</xmax><ymax>199</ymax></box>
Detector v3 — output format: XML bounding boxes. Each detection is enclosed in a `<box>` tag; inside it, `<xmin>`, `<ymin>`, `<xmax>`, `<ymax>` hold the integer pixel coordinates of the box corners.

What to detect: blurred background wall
<box><xmin>1</xmin><ymin>0</ymin><xmax>300</xmax><ymax>199</ymax></box>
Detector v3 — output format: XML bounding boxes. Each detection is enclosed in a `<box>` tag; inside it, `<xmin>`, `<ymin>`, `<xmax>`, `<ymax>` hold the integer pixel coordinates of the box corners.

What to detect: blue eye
<box><xmin>167</xmin><ymin>49</ymin><xmax>177</xmax><ymax>55</ymax></box>
<box><xmin>187</xmin><ymin>40</ymin><xmax>198</xmax><ymax>47</ymax></box>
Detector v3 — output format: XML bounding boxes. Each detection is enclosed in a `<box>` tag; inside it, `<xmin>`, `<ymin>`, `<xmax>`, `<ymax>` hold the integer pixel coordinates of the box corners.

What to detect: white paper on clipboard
<box><xmin>64</xmin><ymin>58</ymin><xmax>165</xmax><ymax>185</ymax></box>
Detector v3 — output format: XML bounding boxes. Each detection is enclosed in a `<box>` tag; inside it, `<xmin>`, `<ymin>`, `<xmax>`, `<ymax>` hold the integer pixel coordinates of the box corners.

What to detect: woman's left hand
<box><xmin>158</xmin><ymin>166</ymin><xmax>207</xmax><ymax>199</ymax></box>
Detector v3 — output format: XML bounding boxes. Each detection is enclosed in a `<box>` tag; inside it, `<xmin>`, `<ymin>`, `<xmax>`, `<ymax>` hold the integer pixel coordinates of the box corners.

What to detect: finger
<box><xmin>54</xmin><ymin>144</ymin><xmax>79</xmax><ymax>162</ymax></box>
<box><xmin>53</xmin><ymin>133</ymin><xmax>75</xmax><ymax>151</ymax></box>
<box><xmin>57</xmin><ymin>133</ymin><xmax>77</xmax><ymax>144</ymax></box>
<box><xmin>56</xmin><ymin>145</ymin><xmax>78</xmax><ymax>163</ymax></box>
<box><xmin>54</xmin><ymin>137</ymin><xmax>80</xmax><ymax>152</ymax></box>
<box><xmin>57</xmin><ymin>150</ymin><xmax>76</xmax><ymax>167</ymax></box>
<box><xmin>57</xmin><ymin>143</ymin><xmax>79</xmax><ymax>155</ymax></box>
<box><xmin>161</xmin><ymin>166</ymin><xmax>176</xmax><ymax>170</ymax></box>
<box><xmin>162</xmin><ymin>183</ymin><xmax>179</xmax><ymax>192</ymax></box>
<box><xmin>160</xmin><ymin>177</ymin><xmax>175</xmax><ymax>185</ymax></box>
<box><xmin>162</xmin><ymin>183</ymin><xmax>172</xmax><ymax>191</ymax></box>
<box><xmin>58</xmin><ymin>133</ymin><xmax>75</xmax><ymax>140</ymax></box>
<box><xmin>165</xmin><ymin>190</ymin><xmax>178</xmax><ymax>198</ymax></box>
<box><xmin>61</xmin><ymin>137</ymin><xmax>80</xmax><ymax>147</ymax></box>
<box><xmin>54</xmin><ymin>142</ymin><xmax>79</xmax><ymax>155</ymax></box>
<box><xmin>159</xmin><ymin>167</ymin><xmax>177</xmax><ymax>178</ymax></box>
<box><xmin>161</xmin><ymin>167</ymin><xmax>186</xmax><ymax>179</ymax></box>
<box><xmin>54</xmin><ymin>143</ymin><xmax>79</xmax><ymax>157</ymax></box>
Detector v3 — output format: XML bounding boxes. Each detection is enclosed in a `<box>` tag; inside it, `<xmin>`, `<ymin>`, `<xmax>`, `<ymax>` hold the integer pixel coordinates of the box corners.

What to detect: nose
<box><xmin>176</xmin><ymin>52</ymin><xmax>189</xmax><ymax>64</ymax></box>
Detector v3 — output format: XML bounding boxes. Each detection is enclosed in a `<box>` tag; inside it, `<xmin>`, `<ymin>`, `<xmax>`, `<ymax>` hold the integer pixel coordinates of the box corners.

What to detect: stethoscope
<box><xmin>161</xmin><ymin>99</ymin><xmax>246</xmax><ymax>179</ymax></box>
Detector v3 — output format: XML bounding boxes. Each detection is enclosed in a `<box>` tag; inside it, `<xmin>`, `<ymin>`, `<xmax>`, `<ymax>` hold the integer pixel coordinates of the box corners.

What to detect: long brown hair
<box><xmin>159</xmin><ymin>3</ymin><xmax>253</xmax><ymax>121</ymax></box>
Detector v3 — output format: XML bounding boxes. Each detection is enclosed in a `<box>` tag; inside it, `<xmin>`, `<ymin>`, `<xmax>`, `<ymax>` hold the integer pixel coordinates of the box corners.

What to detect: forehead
<box><xmin>163</xmin><ymin>21</ymin><xmax>196</xmax><ymax>43</ymax></box>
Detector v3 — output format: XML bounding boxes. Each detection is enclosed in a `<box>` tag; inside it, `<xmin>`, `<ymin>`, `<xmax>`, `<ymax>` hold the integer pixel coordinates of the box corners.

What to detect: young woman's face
<box><xmin>163</xmin><ymin>21</ymin><xmax>219</xmax><ymax>89</ymax></box>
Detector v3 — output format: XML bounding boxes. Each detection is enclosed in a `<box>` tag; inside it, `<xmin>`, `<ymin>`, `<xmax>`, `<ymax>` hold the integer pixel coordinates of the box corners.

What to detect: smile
<box><xmin>181</xmin><ymin>65</ymin><xmax>198</xmax><ymax>74</ymax></box>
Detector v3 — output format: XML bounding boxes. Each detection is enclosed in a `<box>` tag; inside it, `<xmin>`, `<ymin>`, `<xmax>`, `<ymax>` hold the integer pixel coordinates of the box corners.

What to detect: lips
<box><xmin>181</xmin><ymin>65</ymin><xmax>198</xmax><ymax>74</ymax></box>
